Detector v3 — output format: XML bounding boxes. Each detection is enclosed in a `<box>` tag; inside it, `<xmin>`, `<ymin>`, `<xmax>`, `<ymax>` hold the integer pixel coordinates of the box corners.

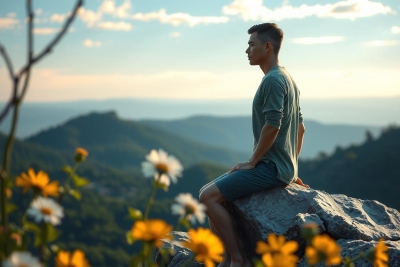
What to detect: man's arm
<box><xmin>297</xmin><ymin>122</ymin><xmax>306</xmax><ymax>156</ymax></box>
<box><xmin>228</xmin><ymin>123</ymin><xmax>278</xmax><ymax>173</ymax></box>
<box><xmin>295</xmin><ymin>122</ymin><xmax>310</xmax><ymax>188</ymax></box>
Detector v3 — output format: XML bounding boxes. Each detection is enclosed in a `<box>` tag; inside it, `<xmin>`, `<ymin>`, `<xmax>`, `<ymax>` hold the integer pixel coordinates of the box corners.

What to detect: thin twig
<box><xmin>0</xmin><ymin>45</ymin><xmax>17</xmax><ymax>125</ymax></box>
<box><xmin>0</xmin><ymin>44</ymin><xmax>15</xmax><ymax>81</ymax></box>
<box><xmin>18</xmin><ymin>0</ymin><xmax>34</xmax><ymax>103</ymax></box>
<box><xmin>18</xmin><ymin>0</ymin><xmax>83</xmax><ymax>78</ymax></box>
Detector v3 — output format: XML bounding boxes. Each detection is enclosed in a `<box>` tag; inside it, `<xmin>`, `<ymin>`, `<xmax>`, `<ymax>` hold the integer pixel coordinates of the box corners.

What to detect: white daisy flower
<box><xmin>141</xmin><ymin>149</ymin><xmax>183</xmax><ymax>184</ymax></box>
<box><xmin>171</xmin><ymin>193</ymin><xmax>207</xmax><ymax>224</ymax></box>
<box><xmin>3</xmin><ymin>251</ymin><xmax>42</xmax><ymax>267</ymax></box>
<box><xmin>27</xmin><ymin>196</ymin><xmax>64</xmax><ymax>225</ymax></box>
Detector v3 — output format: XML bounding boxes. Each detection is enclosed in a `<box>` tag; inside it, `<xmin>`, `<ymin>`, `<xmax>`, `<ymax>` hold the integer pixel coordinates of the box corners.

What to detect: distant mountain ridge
<box><xmin>25</xmin><ymin>111</ymin><xmax>249</xmax><ymax>169</ymax></box>
<box><xmin>140</xmin><ymin>115</ymin><xmax>381</xmax><ymax>159</ymax></box>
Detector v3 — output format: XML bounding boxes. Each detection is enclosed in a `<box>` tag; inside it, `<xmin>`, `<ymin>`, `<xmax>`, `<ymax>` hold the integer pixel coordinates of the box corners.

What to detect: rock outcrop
<box><xmin>157</xmin><ymin>184</ymin><xmax>400</xmax><ymax>266</ymax></box>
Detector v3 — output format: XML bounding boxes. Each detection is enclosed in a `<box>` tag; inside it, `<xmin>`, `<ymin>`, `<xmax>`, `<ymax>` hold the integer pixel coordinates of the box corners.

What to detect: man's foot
<box><xmin>229</xmin><ymin>258</ymin><xmax>252</xmax><ymax>267</ymax></box>
<box><xmin>295</xmin><ymin>177</ymin><xmax>310</xmax><ymax>188</ymax></box>
<box><xmin>217</xmin><ymin>261</ymin><xmax>230</xmax><ymax>267</ymax></box>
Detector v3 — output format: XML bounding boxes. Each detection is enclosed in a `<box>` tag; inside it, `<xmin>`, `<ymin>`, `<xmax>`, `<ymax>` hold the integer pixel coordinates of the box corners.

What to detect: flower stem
<box><xmin>144</xmin><ymin>175</ymin><xmax>159</xmax><ymax>220</ymax></box>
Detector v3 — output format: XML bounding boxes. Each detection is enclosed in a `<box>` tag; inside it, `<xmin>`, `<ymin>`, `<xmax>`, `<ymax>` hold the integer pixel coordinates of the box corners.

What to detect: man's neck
<box><xmin>260</xmin><ymin>57</ymin><xmax>279</xmax><ymax>75</ymax></box>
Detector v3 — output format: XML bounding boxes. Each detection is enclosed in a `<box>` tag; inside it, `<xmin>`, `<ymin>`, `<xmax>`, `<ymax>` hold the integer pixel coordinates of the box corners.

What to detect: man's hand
<box><xmin>228</xmin><ymin>162</ymin><xmax>255</xmax><ymax>174</ymax></box>
<box><xmin>295</xmin><ymin>177</ymin><xmax>310</xmax><ymax>188</ymax></box>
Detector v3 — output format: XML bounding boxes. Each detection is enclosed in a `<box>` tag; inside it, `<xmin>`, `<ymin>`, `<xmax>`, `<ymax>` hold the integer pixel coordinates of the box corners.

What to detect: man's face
<box><xmin>245</xmin><ymin>32</ymin><xmax>267</xmax><ymax>66</ymax></box>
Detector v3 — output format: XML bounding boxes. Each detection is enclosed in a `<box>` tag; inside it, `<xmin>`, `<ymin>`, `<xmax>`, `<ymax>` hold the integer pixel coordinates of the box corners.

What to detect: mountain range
<box><xmin>1</xmin><ymin>110</ymin><xmax>399</xmax><ymax>267</ymax></box>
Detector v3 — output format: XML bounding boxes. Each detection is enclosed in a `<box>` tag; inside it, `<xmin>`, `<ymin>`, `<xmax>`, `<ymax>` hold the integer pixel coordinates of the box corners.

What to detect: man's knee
<box><xmin>199</xmin><ymin>184</ymin><xmax>225</xmax><ymax>205</ymax></box>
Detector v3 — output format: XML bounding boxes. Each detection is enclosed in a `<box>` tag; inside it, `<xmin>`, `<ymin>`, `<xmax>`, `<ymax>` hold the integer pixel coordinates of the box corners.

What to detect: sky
<box><xmin>0</xmin><ymin>0</ymin><xmax>399</xmax><ymax>102</ymax></box>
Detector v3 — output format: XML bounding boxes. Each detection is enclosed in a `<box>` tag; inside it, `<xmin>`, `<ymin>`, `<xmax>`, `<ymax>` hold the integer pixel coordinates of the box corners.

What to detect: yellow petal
<box><xmin>281</xmin><ymin>240</ymin><xmax>298</xmax><ymax>254</ymax></box>
<box><xmin>55</xmin><ymin>251</ymin><xmax>71</xmax><ymax>267</ymax></box>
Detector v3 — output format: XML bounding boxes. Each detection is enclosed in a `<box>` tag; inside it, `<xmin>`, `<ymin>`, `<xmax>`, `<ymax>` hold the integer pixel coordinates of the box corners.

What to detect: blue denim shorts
<box><xmin>214</xmin><ymin>160</ymin><xmax>287</xmax><ymax>202</ymax></box>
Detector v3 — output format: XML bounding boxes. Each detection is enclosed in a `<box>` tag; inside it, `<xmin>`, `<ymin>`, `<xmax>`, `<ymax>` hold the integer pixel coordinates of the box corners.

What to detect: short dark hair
<box><xmin>247</xmin><ymin>23</ymin><xmax>283</xmax><ymax>54</ymax></box>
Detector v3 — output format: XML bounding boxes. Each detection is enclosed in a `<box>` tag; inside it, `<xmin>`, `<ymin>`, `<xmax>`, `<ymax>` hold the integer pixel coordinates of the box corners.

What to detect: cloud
<box><xmin>170</xmin><ymin>32</ymin><xmax>181</xmax><ymax>38</ymax></box>
<box><xmin>0</xmin><ymin>17</ymin><xmax>19</xmax><ymax>29</ymax></box>
<box><xmin>292</xmin><ymin>36</ymin><xmax>346</xmax><ymax>44</ymax></box>
<box><xmin>50</xmin><ymin>13</ymin><xmax>68</xmax><ymax>23</ymax></box>
<box><xmin>391</xmin><ymin>26</ymin><xmax>400</xmax><ymax>34</ymax></box>
<box><xmin>7</xmin><ymin>12</ymin><xmax>17</xmax><ymax>18</ymax></box>
<box><xmin>96</xmin><ymin>21</ymin><xmax>132</xmax><ymax>31</ymax></box>
<box><xmin>222</xmin><ymin>0</ymin><xmax>395</xmax><ymax>21</ymax></box>
<box><xmin>132</xmin><ymin>8</ymin><xmax>229</xmax><ymax>27</ymax></box>
<box><xmin>35</xmin><ymin>8</ymin><xmax>43</xmax><ymax>16</ymax></box>
<box><xmin>78</xmin><ymin>0</ymin><xmax>228</xmax><ymax>30</ymax></box>
<box><xmin>363</xmin><ymin>40</ymin><xmax>400</xmax><ymax>46</ymax></box>
<box><xmin>83</xmin><ymin>39</ymin><xmax>102</xmax><ymax>47</ymax></box>
<box><xmin>100</xmin><ymin>0</ymin><xmax>132</xmax><ymax>18</ymax></box>
<box><xmin>33</xmin><ymin>28</ymin><xmax>59</xmax><ymax>35</ymax></box>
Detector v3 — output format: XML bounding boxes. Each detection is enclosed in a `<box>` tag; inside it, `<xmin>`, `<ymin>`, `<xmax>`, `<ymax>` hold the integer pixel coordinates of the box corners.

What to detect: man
<box><xmin>199</xmin><ymin>23</ymin><xmax>308</xmax><ymax>267</ymax></box>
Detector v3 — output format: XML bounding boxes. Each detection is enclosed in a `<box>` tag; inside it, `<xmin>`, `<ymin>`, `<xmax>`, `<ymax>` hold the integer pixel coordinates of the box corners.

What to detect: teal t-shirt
<box><xmin>252</xmin><ymin>65</ymin><xmax>303</xmax><ymax>184</ymax></box>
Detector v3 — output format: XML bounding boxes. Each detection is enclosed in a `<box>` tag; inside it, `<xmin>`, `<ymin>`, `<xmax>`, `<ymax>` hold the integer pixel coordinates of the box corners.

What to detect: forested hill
<box><xmin>299</xmin><ymin>125</ymin><xmax>400</xmax><ymax>211</ymax></box>
<box><xmin>24</xmin><ymin>111</ymin><xmax>248</xmax><ymax>169</ymax></box>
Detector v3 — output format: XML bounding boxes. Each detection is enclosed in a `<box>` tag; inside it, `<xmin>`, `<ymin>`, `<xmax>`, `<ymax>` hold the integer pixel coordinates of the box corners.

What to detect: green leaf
<box><xmin>129</xmin><ymin>254</ymin><xmax>144</xmax><ymax>267</ymax></box>
<box><xmin>62</xmin><ymin>165</ymin><xmax>73</xmax><ymax>175</ymax></box>
<box><xmin>126</xmin><ymin>230</ymin><xmax>135</xmax><ymax>245</ymax></box>
<box><xmin>179</xmin><ymin>218</ymin><xmax>191</xmax><ymax>229</ymax></box>
<box><xmin>128</xmin><ymin>207</ymin><xmax>143</xmax><ymax>221</ymax></box>
<box><xmin>69</xmin><ymin>189</ymin><xmax>81</xmax><ymax>200</ymax></box>
<box><xmin>6</xmin><ymin>203</ymin><xmax>17</xmax><ymax>214</ymax></box>
<box><xmin>23</xmin><ymin>221</ymin><xmax>40</xmax><ymax>233</ymax></box>
<box><xmin>42</xmin><ymin>223</ymin><xmax>60</xmax><ymax>243</ymax></box>
<box><xmin>72</xmin><ymin>175</ymin><xmax>90</xmax><ymax>188</ymax></box>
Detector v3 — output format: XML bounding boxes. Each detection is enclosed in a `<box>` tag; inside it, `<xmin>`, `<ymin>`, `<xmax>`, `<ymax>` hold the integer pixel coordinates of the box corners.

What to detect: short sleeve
<box><xmin>260</xmin><ymin>77</ymin><xmax>285</xmax><ymax>129</ymax></box>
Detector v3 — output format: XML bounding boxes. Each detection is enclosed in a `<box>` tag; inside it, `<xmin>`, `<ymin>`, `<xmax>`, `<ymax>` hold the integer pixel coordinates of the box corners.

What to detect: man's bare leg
<box><xmin>199</xmin><ymin>184</ymin><xmax>251</xmax><ymax>267</ymax></box>
<box><xmin>209</xmin><ymin>218</ymin><xmax>231</xmax><ymax>267</ymax></box>
<box><xmin>200</xmin><ymin>182</ymin><xmax>231</xmax><ymax>266</ymax></box>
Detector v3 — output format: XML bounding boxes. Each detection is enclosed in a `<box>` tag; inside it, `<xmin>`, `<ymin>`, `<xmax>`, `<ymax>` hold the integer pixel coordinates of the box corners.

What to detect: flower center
<box><xmin>40</xmin><ymin>207</ymin><xmax>53</xmax><ymax>215</ymax></box>
<box><xmin>184</xmin><ymin>204</ymin><xmax>196</xmax><ymax>215</ymax></box>
<box><xmin>196</xmin><ymin>243</ymin><xmax>209</xmax><ymax>255</ymax></box>
<box><xmin>155</xmin><ymin>163</ymin><xmax>169</xmax><ymax>174</ymax></box>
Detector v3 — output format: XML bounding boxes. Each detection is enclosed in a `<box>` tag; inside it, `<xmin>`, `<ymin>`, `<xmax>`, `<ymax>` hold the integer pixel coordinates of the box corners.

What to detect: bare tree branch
<box><xmin>19</xmin><ymin>0</ymin><xmax>83</xmax><ymax>77</ymax></box>
<box><xmin>18</xmin><ymin>0</ymin><xmax>34</xmax><ymax>102</ymax></box>
<box><xmin>0</xmin><ymin>44</ymin><xmax>15</xmax><ymax>81</ymax></box>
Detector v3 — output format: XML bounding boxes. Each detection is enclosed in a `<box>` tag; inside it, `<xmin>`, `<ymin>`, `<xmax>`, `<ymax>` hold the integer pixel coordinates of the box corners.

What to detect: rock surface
<box><xmin>157</xmin><ymin>184</ymin><xmax>400</xmax><ymax>266</ymax></box>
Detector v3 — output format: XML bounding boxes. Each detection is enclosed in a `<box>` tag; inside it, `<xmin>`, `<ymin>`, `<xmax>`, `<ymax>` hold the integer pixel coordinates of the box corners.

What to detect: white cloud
<box><xmin>170</xmin><ymin>32</ymin><xmax>181</xmax><ymax>38</ymax></box>
<box><xmin>0</xmin><ymin>17</ymin><xmax>19</xmax><ymax>29</ymax></box>
<box><xmin>222</xmin><ymin>0</ymin><xmax>395</xmax><ymax>21</ymax></box>
<box><xmin>83</xmin><ymin>39</ymin><xmax>102</xmax><ymax>47</ymax></box>
<box><xmin>33</xmin><ymin>28</ymin><xmax>58</xmax><ymax>35</ymax></box>
<box><xmin>363</xmin><ymin>40</ymin><xmax>400</xmax><ymax>46</ymax></box>
<box><xmin>391</xmin><ymin>26</ymin><xmax>400</xmax><ymax>34</ymax></box>
<box><xmin>7</xmin><ymin>12</ymin><xmax>17</xmax><ymax>18</ymax></box>
<box><xmin>132</xmin><ymin>8</ymin><xmax>229</xmax><ymax>27</ymax></box>
<box><xmin>78</xmin><ymin>7</ymin><xmax>101</xmax><ymax>27</ymax></box>
<box><xmin>50</xmin><ymin>13</ymin><xmax>67</xmax><ymax>23</ymax></box>
<box><xmin>35</xmin><ymin>8</ymin><xmax>43</xmax><ymax>16</ymax></box>
<box><xmin>96</xmin><ymin>21</ymin><xmax>132</xmax><ymax>31</ymax></box>
<box><xmin>292</xmin><ymin>36</ymin><xmax>346</xmax><ymax>44</ymax></box>
<box><xmin>78</xmin><ymin>0</ymin><xmax>228</xmax><ymax>29</ymax></box>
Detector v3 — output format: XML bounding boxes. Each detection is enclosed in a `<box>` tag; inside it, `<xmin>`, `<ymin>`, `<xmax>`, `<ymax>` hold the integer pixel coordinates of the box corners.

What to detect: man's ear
<box><xmin>265</xmin><ymin>42</ymin><xmax>272</xmax><ymax>52</ymax></box>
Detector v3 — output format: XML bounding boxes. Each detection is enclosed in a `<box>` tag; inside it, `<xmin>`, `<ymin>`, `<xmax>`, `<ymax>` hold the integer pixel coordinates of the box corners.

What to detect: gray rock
<box><xmin>157</xmin><ymin>184</ymin><xmax>400</xmax><ymax>266</ymax></box>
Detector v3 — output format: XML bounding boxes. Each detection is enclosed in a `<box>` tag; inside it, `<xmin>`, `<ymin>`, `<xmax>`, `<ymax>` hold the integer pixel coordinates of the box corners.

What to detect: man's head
<box><xmin>248</xmin><ymin>23</ymin><xmax>283</xmax><ymax>54</ymax></box>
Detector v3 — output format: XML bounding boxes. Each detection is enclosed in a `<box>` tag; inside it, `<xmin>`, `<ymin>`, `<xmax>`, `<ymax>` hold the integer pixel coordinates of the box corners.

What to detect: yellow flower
<box><xmin>366</xmin><ymin>238</ymin><xmax>389</xmax><ymax>267</ymax></box>
<box><xmin>55</xmin><ymin>249</ymin><xmax>91</xmax><ymax>267</ymax></box>
<box><xmin>74</xmin><ymin>147</ymin><xmax>89</xmax><ymax>162</ymax></box>
<box><xmin>305</xmin><ymin>234</ymin><xmax>342</xmax><ymax>266</ymax></box>
<box><xmin>131</xmin><ymin>219</ymin><xmax>173</xmax><ymax>247</ymax></box>
<box><xmin>15</xmin><ymin>168</ymin><xmax>59</xmax><ymax>197</ymax></box>
<box><xmin>256</xmin><ymin>233</ymin><xmax>299</xmax><ymax>267</ymax></box>
<box><xmin>182</xmin><ymin>227</ymin><xmax>224</xmax><ymax>267</ymax></box>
